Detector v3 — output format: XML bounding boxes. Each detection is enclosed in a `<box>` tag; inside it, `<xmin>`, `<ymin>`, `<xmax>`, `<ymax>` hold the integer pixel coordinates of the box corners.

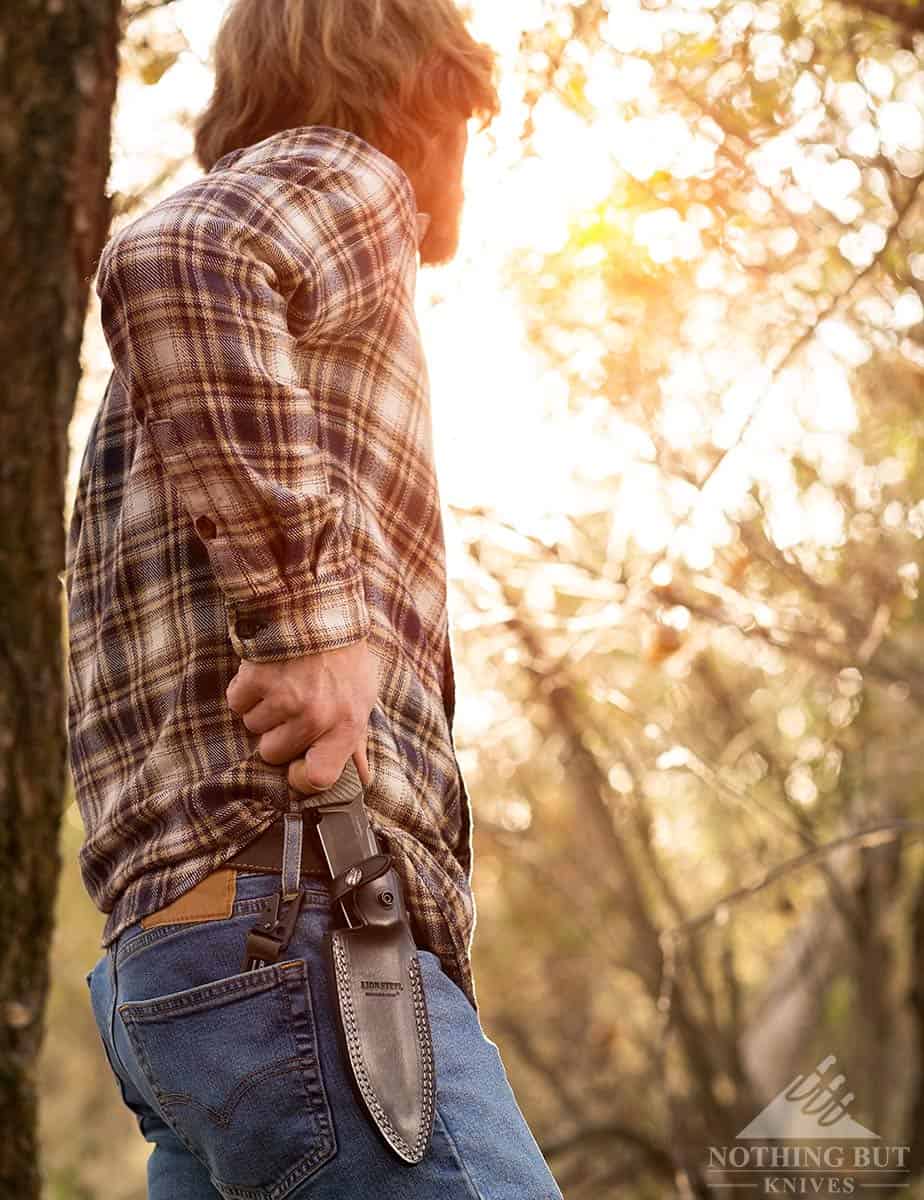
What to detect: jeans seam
<box><xmin>435</xmin><ymin>1106</ymin><xmax>484</xmax><ymax>1200</ymax></box>
<box><xmin>107</xmin><ymin>950</ymin><xmax>134</xmax><ymax>1081</ymax></box>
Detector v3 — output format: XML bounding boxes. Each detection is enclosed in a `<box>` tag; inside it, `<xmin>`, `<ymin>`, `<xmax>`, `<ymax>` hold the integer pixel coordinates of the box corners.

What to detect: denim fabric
<box><xmin>85</xmin><ymin>871</ymin><xmax>564</xmax><ymax>1199</ymax></box>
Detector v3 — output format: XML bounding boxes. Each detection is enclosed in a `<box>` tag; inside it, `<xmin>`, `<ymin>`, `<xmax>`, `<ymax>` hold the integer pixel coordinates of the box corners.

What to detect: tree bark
<box><xmin>0</xmin><ymin>1</ymin><xmax>121</xmax><ymax>1194</ymax></box>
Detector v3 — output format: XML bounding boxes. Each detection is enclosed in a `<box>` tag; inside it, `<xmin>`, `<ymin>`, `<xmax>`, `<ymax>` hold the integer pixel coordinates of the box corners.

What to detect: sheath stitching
<box><xmin>331</xmin><ymin>934</ymin><xmax>435</xmax><ymax>1162</ymax></box>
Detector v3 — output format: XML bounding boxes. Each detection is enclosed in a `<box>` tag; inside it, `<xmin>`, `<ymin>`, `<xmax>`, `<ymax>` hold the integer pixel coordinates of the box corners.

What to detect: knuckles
<box><xmin>226</xmin><ymin>654</ymin><xmax>373</xmax><ymax>791</ymax></box>
<box><xmin>307</xmin><ymin>767</ymin><xmax>342</xmax><ymax>790</ymax></box>
<box><xmin>289</xmin><ymin>759</ymin><xmax>342</xmax><ymax>792</ymax></box>
<box><xmin>256</xmin><ymin>739</ymin><xmax>285</xmax><ymax>765</ymax></box>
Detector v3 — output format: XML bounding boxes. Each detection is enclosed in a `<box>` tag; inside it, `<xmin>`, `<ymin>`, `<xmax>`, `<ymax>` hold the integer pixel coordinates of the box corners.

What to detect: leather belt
<box><xmin>224</xmin><ymin>813</ymin><xmax>328</xmax><ymax>876</ymax></box>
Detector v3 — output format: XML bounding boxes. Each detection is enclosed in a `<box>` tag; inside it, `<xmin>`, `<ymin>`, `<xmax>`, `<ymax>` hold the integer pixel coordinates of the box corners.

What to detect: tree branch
<box><xmin>667</xmin><ymin>821</ymin><xmax>924</xmax><ymax>942</ymax></box>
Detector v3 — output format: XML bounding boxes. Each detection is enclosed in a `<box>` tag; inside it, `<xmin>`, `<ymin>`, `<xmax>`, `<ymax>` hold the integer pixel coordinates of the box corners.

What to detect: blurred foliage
<box><xmin>46</xmin><ymin>0</ymin><xmax>924</xmax><ymax>1197</ymax></box>
<box><xmin>457</xmin><ymin>0</ymin><xmax>924</xmax><ymax>1196</ymax></box>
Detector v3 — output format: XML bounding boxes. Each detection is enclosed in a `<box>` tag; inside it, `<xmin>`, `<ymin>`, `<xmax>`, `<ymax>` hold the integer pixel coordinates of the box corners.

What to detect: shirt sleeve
<box><xmin>94</xmin><ymin>179</ymin><xmax>377</xmax><ymax>664</ymax></box>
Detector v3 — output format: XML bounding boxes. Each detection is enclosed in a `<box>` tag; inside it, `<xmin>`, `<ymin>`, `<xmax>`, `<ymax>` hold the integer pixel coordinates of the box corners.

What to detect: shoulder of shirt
<box><xmin>210</xmin><ymin>125</ymin><xmax>413</xmax><ymax>197</ymax></box>
<box><xmin>96</xmin><ymin>125</ymin><xmax>419</xmax><ymax>290</ymax></box>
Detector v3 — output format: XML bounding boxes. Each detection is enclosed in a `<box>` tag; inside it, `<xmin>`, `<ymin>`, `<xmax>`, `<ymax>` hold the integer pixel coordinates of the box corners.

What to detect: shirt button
<box><xmin>195</xmin><ymin>515</ymin><xmax>217</xmax><ymax>540</ymax></box>
<box><xmin>236</xmin><ymin>618</ymin><xmax>266</xmax><ymax>639</ymax></box>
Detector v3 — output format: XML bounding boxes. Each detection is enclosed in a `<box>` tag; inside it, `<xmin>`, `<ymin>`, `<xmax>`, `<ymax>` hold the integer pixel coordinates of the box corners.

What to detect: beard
<box><xmin>418</xmin><ymin>186</ymin><xmax>464</xmax><ymax>266</ymax></box>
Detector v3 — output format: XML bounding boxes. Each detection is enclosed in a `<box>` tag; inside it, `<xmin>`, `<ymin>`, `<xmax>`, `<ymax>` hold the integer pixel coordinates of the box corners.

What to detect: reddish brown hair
<box><xmin>193</xmin><ymin>0</ymin><xmax>500</xmax><ymax>175</ymax></box>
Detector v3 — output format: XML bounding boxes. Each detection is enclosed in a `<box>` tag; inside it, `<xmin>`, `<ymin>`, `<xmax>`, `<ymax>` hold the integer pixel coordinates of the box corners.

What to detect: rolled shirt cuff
<box><xmin>226</xmin><ymin>559</ymin><xmax>369</xmax><ymax>662</ymax></box>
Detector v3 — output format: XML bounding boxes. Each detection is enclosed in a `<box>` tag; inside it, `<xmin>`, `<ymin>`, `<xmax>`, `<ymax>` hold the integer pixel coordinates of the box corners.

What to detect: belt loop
<box><xmin>281</xmin><ymin>805</ymin><xmax>303</xmax><ymax>899</ymax></box>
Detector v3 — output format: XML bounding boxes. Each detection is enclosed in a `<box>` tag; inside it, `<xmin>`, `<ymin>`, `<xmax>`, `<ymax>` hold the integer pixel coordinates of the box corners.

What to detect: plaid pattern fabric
<box><xmin>64</xmin><ymin>126</ymin><xmax>478</xmax><ymax>1009</ymax></box>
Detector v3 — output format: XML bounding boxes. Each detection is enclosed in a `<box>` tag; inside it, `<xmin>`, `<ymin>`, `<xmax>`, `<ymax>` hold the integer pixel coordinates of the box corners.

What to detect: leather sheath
<box><xmin>312</xmin><ymin>770</ymin><xmax>436</xmax><ymax>1164</ymax></box>
<box><xmin>328</xmin><ymin>913</ymin><xmax>435</xmax><ymax>1163</ymax></box>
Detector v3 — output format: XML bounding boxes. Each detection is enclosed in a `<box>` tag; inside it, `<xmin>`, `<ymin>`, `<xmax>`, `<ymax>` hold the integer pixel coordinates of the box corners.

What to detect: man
<box><xmin>66</xmin><ymin>1</ymin><xmax>565</xmax><ymax>1197</ymax></box>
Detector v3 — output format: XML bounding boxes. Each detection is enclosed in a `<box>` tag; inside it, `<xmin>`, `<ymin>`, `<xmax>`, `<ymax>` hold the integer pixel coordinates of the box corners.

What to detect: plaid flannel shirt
<box><xmin>64</xmin><ymin>125</ymin><xmax>478</xmax><ymax>1009</ymax></box>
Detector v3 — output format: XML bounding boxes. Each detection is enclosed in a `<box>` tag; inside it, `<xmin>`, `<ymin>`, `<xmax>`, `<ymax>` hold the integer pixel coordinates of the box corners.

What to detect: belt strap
<box><xmin>240</xmin><ymin>802</ymin><xmax>307</xmax><ymax>971</ymax></box>
<box><xmin>281</xmin><ymin>809</ymin><xmax>302</xmax><ymax>899</ymax></box>
<box><xmin>224</xmin><ymin>811</ymin><xmax>328</xmax><ymax>874</ymax></box>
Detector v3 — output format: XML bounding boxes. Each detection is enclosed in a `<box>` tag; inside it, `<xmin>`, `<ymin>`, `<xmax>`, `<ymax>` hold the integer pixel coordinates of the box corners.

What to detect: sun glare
<box><xmin>73</xmin><ymin>0</ymin><xmax>868</xmax><ymax>606</ymax></box>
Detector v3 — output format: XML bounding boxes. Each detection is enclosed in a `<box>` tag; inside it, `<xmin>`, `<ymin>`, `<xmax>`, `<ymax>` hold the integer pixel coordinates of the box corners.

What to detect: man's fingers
<box><xmin>248</xmin><ymin>694</ymin><xmax>333</xmax><ymax>754</ymax></box>
<box><xmin>225</xmin><ymin>667</ymin><xmax>267</xmax><ymax>716</ymax></box>
<box><xmin>241</xmin><ymin>697</ymin><xmax>296</xmax><ymax>737</ymax></box>
<box><xmin>257</xmin><ymin>708</ymin><xmax>331</xmax><ymax>765</ymax></box>
<box><xmin>287</xmin><ymin>725</ymin><xmax>365</xmax><ymax>794</ymax></box>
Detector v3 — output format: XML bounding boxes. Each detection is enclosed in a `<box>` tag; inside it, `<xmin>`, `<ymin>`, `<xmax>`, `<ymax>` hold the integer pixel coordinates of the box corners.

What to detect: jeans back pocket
<box><xmin>118</xmin><ymin>957</ymin><xmax>336</xmax><ymax>1200</ymax></box>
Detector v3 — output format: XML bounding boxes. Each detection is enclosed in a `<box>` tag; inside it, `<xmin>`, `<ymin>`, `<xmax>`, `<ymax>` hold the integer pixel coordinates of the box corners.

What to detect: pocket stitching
<box><xmin>119</xmin><ymin>958</ymin><xmax>336</xmax><ymax>1199</ymax></box>
<box><xmin>118</xmin><ymin>958</ymin><xmax>297</xmax><ymax>1022</ymax></box>
<box><xmin>155</xmin><ymin>1055</ymin><xmax>310</xmax><ymax>1129</ymax></box>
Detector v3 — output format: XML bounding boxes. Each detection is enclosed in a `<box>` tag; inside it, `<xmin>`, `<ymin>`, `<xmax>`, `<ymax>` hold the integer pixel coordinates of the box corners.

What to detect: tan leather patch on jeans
<box><xmin>141</xmin><ymin>868</ymin><xmax>236</xmax><ymax>929</ymax></box>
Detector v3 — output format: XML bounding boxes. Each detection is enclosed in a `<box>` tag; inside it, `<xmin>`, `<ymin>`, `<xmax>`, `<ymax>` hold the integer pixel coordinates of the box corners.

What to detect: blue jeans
<box><xmin>85</xmin><ymin>870</ymin><xmax>564</xmax><ymax>1199</ymax></box>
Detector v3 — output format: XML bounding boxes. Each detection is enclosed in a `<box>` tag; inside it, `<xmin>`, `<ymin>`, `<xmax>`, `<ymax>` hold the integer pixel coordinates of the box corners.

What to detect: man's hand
<box><xmin>225</xmin><ymin>638</ymin><xmax>379</xmax><ymax>794</ymax></box>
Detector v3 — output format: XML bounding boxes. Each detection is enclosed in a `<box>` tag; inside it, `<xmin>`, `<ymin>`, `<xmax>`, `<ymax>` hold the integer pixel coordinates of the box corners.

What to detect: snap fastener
<box><xmin>195</xmin><ymin>514</ymin><xmax>217</xmax><ymax>540</ymax></box>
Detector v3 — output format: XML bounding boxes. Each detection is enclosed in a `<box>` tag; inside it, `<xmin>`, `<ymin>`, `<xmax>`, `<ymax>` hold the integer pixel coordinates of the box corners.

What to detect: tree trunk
<box><xmin>0</xmin><ymin>2</ymin><xmax>121</xmax><ymax>1194</ymax></box>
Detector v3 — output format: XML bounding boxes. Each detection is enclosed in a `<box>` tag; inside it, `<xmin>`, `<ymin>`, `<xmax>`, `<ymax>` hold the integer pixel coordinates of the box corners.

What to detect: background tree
<box><xmin>0</xmin><ymin>1</ymin><xmax>121</xmax><ymax>1196</ymax></box>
